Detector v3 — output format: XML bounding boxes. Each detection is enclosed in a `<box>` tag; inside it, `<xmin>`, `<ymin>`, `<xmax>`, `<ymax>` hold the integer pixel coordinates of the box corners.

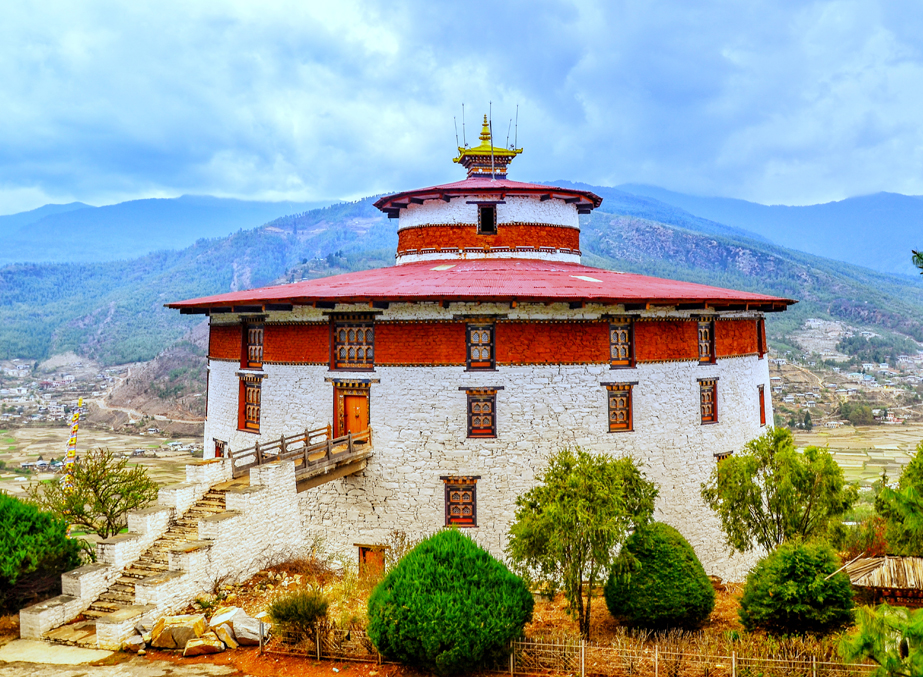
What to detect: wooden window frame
<box><xmin>331</xmin><ymin>315</ymin><xmax>375</xmax><ymax>371</ymax></box>
<box><xmin>609</xmin><ymin>320</ymin><xmax>635</xmax><ymax>368</ymax></box>
<box><xmin>603</xmin><ymin>382</ymin><xmax>637</xmax><ymax>432</ymax></box>
<box><xmin>698</xmin><ymin>378</ymin><xmax>718</xmax><ymax>425</ymax></box>
<box><xmin>465</xmin><ymin>388</ymin><xmax>497</xmax><ymax>438</ymax></box>
<box><xmin>758</xmin><ymin>384</ymin><xmax>766</xmax><ymax>426</ymax></box>
<box><xmin>466</xmin><ymin>323</ymin><xmax>495</xmax><ymax>371</ymax></box>
<box><xmin>356</xmin><ymin>544</ymin><xmax>387</xmax><ymax>576</ymax></box>
<box><xmin>698</xmin><ymin>319</ymin><xmax>716</xmax><ymax>364</ymax></box>
<box><xmin>213</xmin><ymin>439</ymin><xmax>227</xmax><ymax>458</ymax></box>
<box><xmin>477</xmin><ymin>205</ymin><xmax>497</xmax><ymax>235</ymax></box>
<box><xmin>241</xmin><ymin>319</ymin><xmax>264</xmax><ymax>369</ymax></box>
<box><xmin>714</xmin><ymin>450</ymin><xmax>733</xmax><ymax>464</ymax></box>
<box><xmin>238</xmin><ymin>375</ymin><xmax>263</xmax><ymax>433</ymax></box>
<box><xmin>757</xmin><ymin>318</ymin><xmax>767</xmax><ymax>359</ymax></box>
<box><xmin>442</xmin><ymin>476</ymin><xmax>479</xmax><ymax>528</ymax></box>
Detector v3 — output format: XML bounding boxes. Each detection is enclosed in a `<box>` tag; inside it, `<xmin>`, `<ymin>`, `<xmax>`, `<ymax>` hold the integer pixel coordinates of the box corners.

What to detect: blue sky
<box><xmin>2</xmin><ymin>0</ymin><xmax>923</xmax><ymax>214</ymax></box>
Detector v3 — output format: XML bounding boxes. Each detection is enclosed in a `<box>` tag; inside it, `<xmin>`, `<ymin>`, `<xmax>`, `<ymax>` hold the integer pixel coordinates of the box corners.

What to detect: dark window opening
<box><xmin>443</xmin><ymin>477</ymin><xmax>478</xmax><ymax>527</ymax></box>
<box><xmin>607</xmin><ymin>384</ymin><xmax>634</xmax><ymax>432</ymax></box>
<box><xmin>357</xmin><ymin>545</ymin><xmax>386</xmax><ymax>576</ymax></box>
<box><xmin>758</xmin><ymin>385</ymin><xmax>766</xmax><ymax>426</ymax></box>
<box><xmin>757</xmin><ymin>318</ymin><xmax>767</xmax><ymax>359</ymax></box>
<box><xmin>610</xmin><ymin>321</ymin><xmax>634</xmax><ymax>368</ymax></box>
<box><xmin>478</xmin><ymin>205</ymin><xmax>497</xmax><ymax>234</ymax></box>
<box><xmin>715</xmin><ymin>451</ymin><xmax>733</xmax><ymax>464</ymax></box>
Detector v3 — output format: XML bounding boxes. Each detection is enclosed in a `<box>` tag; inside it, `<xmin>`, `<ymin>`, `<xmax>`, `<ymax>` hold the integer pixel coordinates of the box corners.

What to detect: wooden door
<box><xmin>344</xmin><ymin>395</ymin><xmax>369</xmax><ymax>434</ymax></box>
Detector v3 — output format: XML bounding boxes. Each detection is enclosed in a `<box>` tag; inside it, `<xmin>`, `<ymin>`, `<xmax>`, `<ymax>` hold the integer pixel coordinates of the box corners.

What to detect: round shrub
<box><xmin>604</xmin><ymin>522</ymin><xmax>715</xmax><ymax>629</ymax></box>
<box><xmin>0</xmin><ymin>493</ymin><xmax>83</xmax><ymax>612</ymax></box>
<box><xmin>738</xmin><ymin>541</ymin><xmax>854</xmax><ymax>634</ymax></box>
<box><xmin>367</xmin><ymin>529</ymin><xmax>533</xmax><ymax>676</ymax></box>
<box><xmin>267</xmin><ymin>585</ymin><xmax>329</xmax><ymax>640</ymax></box>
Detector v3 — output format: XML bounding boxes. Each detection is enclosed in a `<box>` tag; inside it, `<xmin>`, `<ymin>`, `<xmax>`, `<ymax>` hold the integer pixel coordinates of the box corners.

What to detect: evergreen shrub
<box><xmin>0</xmin><ymin>493</ymin><xmax>83</xmax><ymax>612</ymax></box>
<box><xmin>604</xmin><ymin>522</ymin><xmax>714</xmax><ymax>629</ymax></box>
<box><xmin>267</xmin><ymin>585</ymin><xmax>329</xmax><ymax>640</ymax></box>
<box><xmin>367</xmin><ymin>529</ymin><xmax>533</xmax><ymax>675</ymax></box>
<box><xmin>739</xmin><ymin>541</ymin><xmax>854</xmax><ymax>634</ymax></box>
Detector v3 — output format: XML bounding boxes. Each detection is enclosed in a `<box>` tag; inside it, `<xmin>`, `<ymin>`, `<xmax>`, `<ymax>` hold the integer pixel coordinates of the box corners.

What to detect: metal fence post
<box><xmin>732</xmin><ymin>650</ymin><xmax>736</xmax><ymax>677</ymax></box>
<box><xmin>316</xmin><ymin>623</ymin><xmax>321</xmax><ymax>660</ymax></box>
<box><xmin>813</xmin><ymin>655</ymin><xmax>817</xmax><ymax>677</ymax></box>
<box><xmin>654</xmin><ymin>644</ymin><xmax>658</xmax><ymax>677</ymax></box>
<box><xmin>580</xmin><ymin>640</ymin><xmax>585</xmax><ymax>677</ymax></box>
<box><xmin>259</xmin><ymin>621</ymin><xmax>264</xmax><ymax>654</ymax></box>
<box><xmin>509</xmin><ymin>641</ymin><xmax>514</xmax><ymax>675</ymax></box>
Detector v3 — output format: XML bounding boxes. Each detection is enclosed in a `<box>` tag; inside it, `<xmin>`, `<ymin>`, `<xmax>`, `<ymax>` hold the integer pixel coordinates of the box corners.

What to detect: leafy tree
<box><xmin>803</xmin><ymin>410</ymin><xmax>813</xmax><ymax>430</ymax></box>
<box><xmin>876</xmin><ymin>442</ymin><xmax>923</xmax><ymax>555</ymax></box>
<box><xmin>701</xmin><ymin>428</ymin><xmax>858</xmax><ymax>553</ymax></box>
<box><xmin>26</xmin><ymin>447</ymin><xmax>159</xmax><ymax>539</ymax></box>
<box><xmin>914</xmin><ymin>249</ymin><xmax>923</xmax><ymax>275</ymax></box>
<box><xmin>367</xmin><ymin>529</ymin><xmax>533</xmax><ymax>676</ymax></box>
<box><xmin>0</xmin><ymin>493</ymin><xmax>83</xmax><ymax>612</ymax></box>
<box><xmin>840</xmin><ymin>604</ymin><xmax>923</xmax><ymax>677</ymax></box>
<box><xmin>841</xmin><ymin>401</ymin><xmax>875</xmax><ymax>426</ymax></box>
<box><xmin>507</xmin><ymin>447</ymin><xmax>658</xmax><ymax>639</ymax></box>
<box><xmin>738</xmin><ymin>541</ymin><xmax>854</xmax><ymax>634</ymax></box>
<box><xmin>830</xmin><ymin>514</ymin><xmax>889</xmax><ymax>559</ymax></box>
<box><xmin>604</xmin><ymin>522</ymin><xmax>714</xmax><ymax>629</ymax></box>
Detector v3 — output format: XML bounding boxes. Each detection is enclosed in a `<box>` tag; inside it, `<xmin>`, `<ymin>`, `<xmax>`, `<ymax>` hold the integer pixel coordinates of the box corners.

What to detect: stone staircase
<box><xmin>79</xmin><ymin>489</ymin><xmax>228</xmax><ymax>620</ymax></box>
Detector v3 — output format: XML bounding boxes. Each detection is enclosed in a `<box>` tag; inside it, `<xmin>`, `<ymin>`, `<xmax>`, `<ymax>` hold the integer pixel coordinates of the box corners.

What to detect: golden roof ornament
<box><xmin>454</xmin><ymin>114</ymin><xmax>523</xmax><ymax>179</ymax></box>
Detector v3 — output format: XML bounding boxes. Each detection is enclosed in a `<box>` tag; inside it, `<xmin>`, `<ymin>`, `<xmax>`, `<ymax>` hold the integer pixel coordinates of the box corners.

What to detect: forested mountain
<box><xmin>2</xmin><ymin>195</ymin><xmax>922</xmax><ymax>365</ymax></box>
<box><xmin>617</xmin><ymin>184</ymin><xmax>923</xmax><ymax>277</ymax></box>
<box><xmin>0</xmin><ymin>195</ymin><xmax>332</xmax><ymax>264</ymax></box>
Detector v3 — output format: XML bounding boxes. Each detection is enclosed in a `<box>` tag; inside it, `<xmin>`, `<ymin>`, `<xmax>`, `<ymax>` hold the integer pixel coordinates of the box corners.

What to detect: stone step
<box><xmin>98</xmin><ymin>592</ymin><xmax>134</xmax><ymax>604</ymax></box>
<box><xmin>88</xmin><ymin>601</ymin><xmax>123</xmax><ymax>613</ymax></box>
<box><xmin>109</xmin><ymin>583</ymin><xmax>135</xmax><ymax>594</ymax></box>
<box><xmin>82</xmin><ymin>609</ymin><xmax>111</xmax><ymax>619</ymax></box>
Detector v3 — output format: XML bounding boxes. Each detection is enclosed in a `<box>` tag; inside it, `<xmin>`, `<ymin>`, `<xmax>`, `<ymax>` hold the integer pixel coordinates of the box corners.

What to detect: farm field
<box><xmin>793</xmin><ymin>421</ymin><xmax>923</xmax><ymax>486</ymax></box>
<box><xmin>0</xmin><ymin>426</ymin><xmax>199</xmax><ymax>499</ymax></box>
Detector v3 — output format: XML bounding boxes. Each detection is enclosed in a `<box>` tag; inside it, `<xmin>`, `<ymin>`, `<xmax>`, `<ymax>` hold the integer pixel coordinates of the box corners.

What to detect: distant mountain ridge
<box><xmin>0</xmin><ymin>195</ymin><xmax>333</xmax><ymax>264</ymax></box>
<box><xmin>616</xmin><ymin>184</ymin><xmax>923</xmax><ymax>277</ymax></box>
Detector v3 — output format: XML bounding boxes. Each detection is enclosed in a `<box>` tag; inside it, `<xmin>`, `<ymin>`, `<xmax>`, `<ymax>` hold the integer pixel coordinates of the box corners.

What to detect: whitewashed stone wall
<box><xmin>398</xmin><ymin>195</ymin><xmax>579</xmax><ymax>230</ymax></box>
<box><xmin>205</xmin><ymin>304</ymin><xmax>772</xmax><ymax>581</ymax></box>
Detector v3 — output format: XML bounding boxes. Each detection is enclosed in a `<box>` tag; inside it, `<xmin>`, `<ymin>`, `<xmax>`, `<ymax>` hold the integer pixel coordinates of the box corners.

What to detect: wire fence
<box><xmin>261</xmin><ymin>627</ymin><xmax>879</xmax><ymax>677</ymax></box>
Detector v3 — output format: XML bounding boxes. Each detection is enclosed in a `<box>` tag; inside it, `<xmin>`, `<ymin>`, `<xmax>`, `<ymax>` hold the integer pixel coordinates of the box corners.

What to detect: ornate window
<box><xmin>714</xmin><ymin>450</ymin><xmax>733</xmax><ymax>463</ymax></box>
<box><xmin>333</xmin><ymin>315</ymin><xmax>375</xmax><ymax>370</ymax></box>
<box><xmin>698</xmin><ymin>320</ymin><xmax>715</xmax><ymax>364</ymax></box>
<box><xmin>606</xmin><ymin>383</ymin><xmax>635</xmax><ymax>432</ymax></box>
<box><xmin>757</xmin><ymin>318</ymin><xmax>767</xmax><ymax>359</ymax></box>
<box><xmin>466</xmin><ymin>389</ymin><xmax>497</xmax><ymax>438</ymax></box>
<box><xmin>442</xmin><ymin>476</ymin><xmax>479</xmax><ymax>527</ymax></box>
<box><xmin>238</xmin><ymin>375</ymin><xmax>262</xmax><ymax>432</ymax></box>
<box><xmin>243</xmin><ymin>321</ymin><xmax>263</xmax><ymax>368</ymax></box>
<box><xmin>699</xmin><ymin>378</ymin><xmax>718</xmax><ymax>424</ymax></box>
<box><xmin>609</xmin><ymin>320</ymin><xmax>634</xmax><ymax>368</ymax></box>
<box><xmin>466</xmin><ymin>323</ymin><xmax>495</xmax><ymax>370</ymax></box>
<box><xmin>478</xmin><ymin>205</ymin><xmax>497</xmax><ymax>234</ymax></box>
<box><xmin>758</xmin><ymin>384</ymin><xmax>766</xmax><ymax>426</ymax></box>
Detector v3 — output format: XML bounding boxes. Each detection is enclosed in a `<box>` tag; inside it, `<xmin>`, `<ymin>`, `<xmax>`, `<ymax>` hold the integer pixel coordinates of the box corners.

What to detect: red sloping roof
<box><xmin>373</xmin><ymin>178</ymin><xmax>603</xmax><ymax>212</ymax></box>
<box><xmin>167</xmin><ymin>259</ymin><xmax>795</xmax><ymax>310</ymax></box>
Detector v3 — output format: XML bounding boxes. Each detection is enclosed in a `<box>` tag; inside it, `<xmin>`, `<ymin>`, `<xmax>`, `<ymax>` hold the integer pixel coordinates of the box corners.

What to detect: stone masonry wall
<box><xmin>205</xmin><ymin>303</ymin><xmax>773</xmax><ymax>582</ymax></box>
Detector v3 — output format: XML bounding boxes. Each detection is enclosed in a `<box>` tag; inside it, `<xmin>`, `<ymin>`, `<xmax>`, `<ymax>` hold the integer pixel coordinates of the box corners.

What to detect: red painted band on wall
<box><xmin>263</xmin><ymin>323</ymin><xmax>329</xmax><ymax>364</ymax></box>
<box><xmin>495</xmin><ymin>321</ymin><xmax>609</xmax><ymax>364</ymax></box>
<box><xmin>634</xmin><ymin>320</ymin><xmax>699</xmax><ymax>362</ymax></box>
<box><xmin>397</xmin><ymin>224</ymin><xmax>580</xmax><ymax>253</ymax></box>
<box><xmin>716</xmin><ymin>319</ymin><xmax>758</xmax><ymax>357</ymax></box>
<box><xmin>375</xmin><ymin>322</ymin><xmax>467</xmax><ymax>365</ymax></box>
<box><xmin>209</xmin><ymin>324</ymin><xmax>241</xmax><ymax>360</ymax></box>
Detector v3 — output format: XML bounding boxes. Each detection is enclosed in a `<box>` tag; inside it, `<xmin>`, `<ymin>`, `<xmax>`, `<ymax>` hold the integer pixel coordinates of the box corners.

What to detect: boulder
<box><xmin>233</xmin><ymin>615</ymin><xmax>268</xmax><ymax>646</ymax></box>
<box><xmin>213</xmin><ymin>623</ymin><xmax>238</xmax><ymax>649</ymax></box>
<box><xmin>183</xmin><ymin>631</ymin><xmax>225</xmax><ymax>656</ymax></box>
<box><xmin>151</xmin><ymin>614</ymin><xmax>208</xmax><ymax>650</ymax></box>
<box><xmin>123</xmin><ymin>635</ymin><xmax>145</xmax><ymax>653</ymax></box>
<box><xmin>209</xmin><ymin>606</ymin><xmax>246</xmax><ymax>631</ymax></box>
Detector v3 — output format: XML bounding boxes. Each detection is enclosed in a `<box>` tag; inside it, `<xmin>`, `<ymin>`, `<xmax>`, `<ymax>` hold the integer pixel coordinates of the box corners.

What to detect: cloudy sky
<box><xmin>2</xmin><ymin>0</ymin><xmax>923</xmax><ymax>214</ymax></box>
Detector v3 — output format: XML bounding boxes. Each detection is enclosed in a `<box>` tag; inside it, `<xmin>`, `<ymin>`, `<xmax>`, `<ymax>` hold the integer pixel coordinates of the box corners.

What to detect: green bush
<box><xmin>267</xmin><ymin>585</ymin><xmax>329</xmax><ymax>640</ymax></box>
<box><xmin>604</xmin><ymin>522</ymin><xmax>714</xmax><ymax>629</ymax></box>
<box><xmin>367</xmin><ymin>529</ymin><xmax>533</xmax><ymax>675</ymax></box>
<box><xmin>0</xmin><ymin>493</ymin><xmax>83</xmax><ymax>612</ymax></box>
<box><xmin>739</xmin><ymin>541</ymin><xmax>854</xmax><ymax>634</ymax></box>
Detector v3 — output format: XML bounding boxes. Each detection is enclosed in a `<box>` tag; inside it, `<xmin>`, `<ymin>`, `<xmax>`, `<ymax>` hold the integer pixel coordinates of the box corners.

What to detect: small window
<box><xmin>357</xmin><ymin>545</ymin><xmax>386</xmax><ymax>576</ymax></box>
<box><xmin>715</xmin><ymin>451</ymin><xmax>733</xmax><ymax>464</ymax></box>
<box><xmin>698</xmin><ymin>320</ymin><xmax>715</xmax><ymax>364</ymax></box>
<box><xmin>443</xmin><ymin>476</ymin><xmax>478</xmax><ymax>527</ymax></box>
<box><xmin>610</xmin><ymin>321</ymin><xmax>634</xmax><ymax>368</ymax></box>
<box><xmin>467</xmin><ymin>389</ymin><xmax>496</xmax><ymax>438</ymax></box>
<box><xmin>333</xmin><ymin>316</ymin><xmax>375</xmax><ymax>370</ymax></box>
<box><xmin>239</xmin><ymin>377</ymin><xmax>262</xmax><ymax>431</ymax></box>
<box><xmin>467</xmin><ymin>323</ymin><xmax>495</xmax><ymax>370</ymax></box>
<box><xmin>607</xmin><ymin>384</ymin><xmax>634</xmax><ymax>432</ymax></box>
<box><xmin>243</xmin><ymin>321</ymin><xmax>264</xmax><ymax>368</ymax></box>
<box><xmin>757</xmin><ymin>318</ymin><xmax>767</xmax><ymax>359</ymax></box>
<box><xmin>478</xmin><ymin>205</ymin><xmax>497</xmax><ymax>234</ymax></box>
<box><xmin>213</xmin><ymin>439</ymin><xmax>228</xmax><ymax>458</ymax></box>
<box><xmin>758</xmin><ymin>384</ymin><xmax>766</xmax><ymax>426</ymax></box>
<box><xmin>699</xmin><ymin>378</ymin><xmax>718</xmax><ymax>424</ymax></box>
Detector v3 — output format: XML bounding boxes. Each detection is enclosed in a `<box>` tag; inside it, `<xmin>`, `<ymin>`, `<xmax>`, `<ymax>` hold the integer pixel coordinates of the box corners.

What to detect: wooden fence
<box><xmin>261</xmin><ymin>628</ymin><xmax>878</xmax><ymax>677</ymax></box>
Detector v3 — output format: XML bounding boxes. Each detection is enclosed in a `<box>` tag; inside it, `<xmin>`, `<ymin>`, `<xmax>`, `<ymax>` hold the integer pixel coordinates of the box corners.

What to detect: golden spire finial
<box><xmin>479</xmin><ymin>114</ymin><xmax>491</xmax><ymax>145</ymax></box>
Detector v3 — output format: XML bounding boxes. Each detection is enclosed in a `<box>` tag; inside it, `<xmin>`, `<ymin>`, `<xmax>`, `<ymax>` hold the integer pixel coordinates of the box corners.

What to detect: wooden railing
<box><xmin>228</xmin><ymin>425</ymin><xmax>373</xmax><ymax>480</ymax></box>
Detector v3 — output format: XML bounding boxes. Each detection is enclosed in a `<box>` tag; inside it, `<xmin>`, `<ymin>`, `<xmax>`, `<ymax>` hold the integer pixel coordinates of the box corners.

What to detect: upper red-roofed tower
<box><xmin>373</xmin><ymin>115</ymin><xmax>601</xmax><ymax>266</ymax></box>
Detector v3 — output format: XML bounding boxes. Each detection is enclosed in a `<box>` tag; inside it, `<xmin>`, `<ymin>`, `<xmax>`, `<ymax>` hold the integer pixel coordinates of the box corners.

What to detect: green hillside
<box><xmin>1</xmin><ymin>197</ymin><xmax>922</xmax><ymax>365</ymax></box>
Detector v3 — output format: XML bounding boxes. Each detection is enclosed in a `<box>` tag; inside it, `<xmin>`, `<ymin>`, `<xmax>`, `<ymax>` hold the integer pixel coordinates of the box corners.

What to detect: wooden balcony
<box><xmin>228</xmin><ymin>425</ymin><xmax>373</xmax><ymax>491</ymax></box>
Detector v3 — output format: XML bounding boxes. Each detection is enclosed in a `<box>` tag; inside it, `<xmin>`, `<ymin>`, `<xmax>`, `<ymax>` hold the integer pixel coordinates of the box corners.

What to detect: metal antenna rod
<box><xmin>454</xmin><ymin>116</ymin><xmax>460</xmax><ymax>148</ymax></box>
<box><xmin>489</xmin><ymin>101</ymin><xmax>495</xmax><ymax>180</ymax></box>
<box><xmin>506</xmin><ymin>118</ymin><xmax>512</xmax><ymax>148</ymax></box>
<box><xmin>462</xmin><ymin>104</ymin><xmax>467</xmax><ymax>147</ymax></box>
<box><xmin>514</xmin><ymin>104</ymin><xmax>519</xmax><ymax>148</ymax></box>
